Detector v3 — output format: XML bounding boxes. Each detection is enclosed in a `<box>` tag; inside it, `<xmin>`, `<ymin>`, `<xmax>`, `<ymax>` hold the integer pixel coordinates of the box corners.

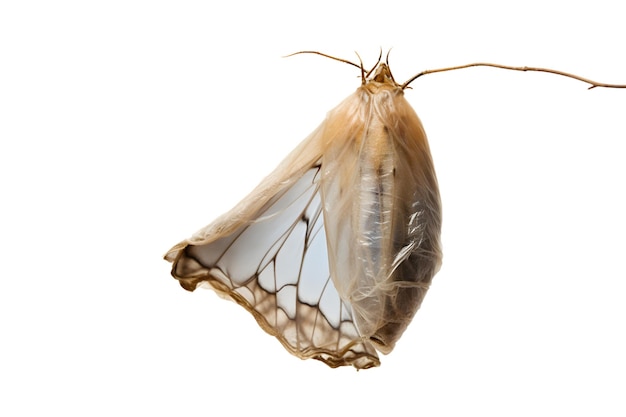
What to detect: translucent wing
<box><xmin>166</xmin><ymin>162</ymin><xmax>380</xmax><ymax>369</ymax></box>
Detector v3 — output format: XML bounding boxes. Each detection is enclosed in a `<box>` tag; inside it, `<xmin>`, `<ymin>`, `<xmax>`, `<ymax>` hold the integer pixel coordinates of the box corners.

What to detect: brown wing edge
<box><xmin>164</xmin><ymin>244</ymin><xmax>381</xmax><ymax>370</ymax></box>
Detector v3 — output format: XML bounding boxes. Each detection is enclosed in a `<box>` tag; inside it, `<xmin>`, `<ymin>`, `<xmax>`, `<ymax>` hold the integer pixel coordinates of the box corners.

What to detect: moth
<box><xmin>165</xmin><ymin>52</ymin><xmax>625</xmax><ymax>369</ymax></box>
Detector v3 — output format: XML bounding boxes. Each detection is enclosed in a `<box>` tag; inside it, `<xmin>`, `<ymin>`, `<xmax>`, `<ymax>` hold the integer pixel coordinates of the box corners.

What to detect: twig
<box><xmin>401</xmin><ymin>62</ymin><xmax>626</xmax><ymax>90</ymax></box>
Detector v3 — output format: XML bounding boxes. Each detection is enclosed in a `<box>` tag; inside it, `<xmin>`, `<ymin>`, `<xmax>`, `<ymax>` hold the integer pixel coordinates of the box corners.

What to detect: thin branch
<box><xmin>354</xmin><ymin>52</ymin><xmax>366</xmax><ymax>85</ymax></box>
<box><xmin>385</xmin><ymin>48</ymin><xmax>397</xmax><ymax>85</ymax></box>
<box><xmin>401</xmin><ymin>62</ymin><xmax>626</xmax><ymax>90</ymax></box>
<box><xmin>284</xmin><ymin>51</ymin><xmax>361</xmax><ymax>70</ymax></box>
<box><xmin>364</xmin><ymin>48</ymin><xmax>383</xmax><ymax>79</ymax></box>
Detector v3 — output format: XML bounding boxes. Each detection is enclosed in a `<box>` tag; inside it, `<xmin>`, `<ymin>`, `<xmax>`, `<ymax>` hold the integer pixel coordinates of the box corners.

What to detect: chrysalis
<box><xmin>165</xmin><ymin>55</ymin><xmax>441</xmax><ymax>369</ymax></box>
<box><xmin>165</xmin><ymin>53</ymin><xmax>625</xmax><ymax>369</ymax></box>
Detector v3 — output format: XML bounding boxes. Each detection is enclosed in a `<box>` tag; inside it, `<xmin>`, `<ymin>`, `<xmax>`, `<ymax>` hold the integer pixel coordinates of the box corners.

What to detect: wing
<box><xmin>166</xmin><ymin>163</ymin><xmax>380</xmax><ymax>369</ymax></box>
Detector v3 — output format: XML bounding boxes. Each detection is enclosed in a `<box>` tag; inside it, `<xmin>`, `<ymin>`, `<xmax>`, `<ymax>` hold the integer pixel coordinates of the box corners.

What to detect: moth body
<box><xmin>321</xmin><ymin>64</ymin><xmax>442</xmax><ymax>354</ymax></box>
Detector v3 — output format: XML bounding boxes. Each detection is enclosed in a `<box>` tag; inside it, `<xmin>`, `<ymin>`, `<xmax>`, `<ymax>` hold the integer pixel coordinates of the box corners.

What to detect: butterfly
<box><xmin>165</xmin><ymin>52</ymin><xmax>442</xmax><ymax>369</ymax></box>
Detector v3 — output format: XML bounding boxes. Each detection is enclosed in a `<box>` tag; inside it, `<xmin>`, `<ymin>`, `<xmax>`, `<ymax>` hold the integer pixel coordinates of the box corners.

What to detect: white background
<box><xmin>2</xmin><ymin>1</ymin><xmax>625</xmax><ymax>415</ymax></box>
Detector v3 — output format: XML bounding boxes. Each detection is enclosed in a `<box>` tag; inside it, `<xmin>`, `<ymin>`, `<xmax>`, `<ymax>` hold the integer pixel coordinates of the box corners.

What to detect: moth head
<box><xmin>368</xmin><ymin>62</ymin><xmax>399</xmax><ymax>87</ymax></box>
